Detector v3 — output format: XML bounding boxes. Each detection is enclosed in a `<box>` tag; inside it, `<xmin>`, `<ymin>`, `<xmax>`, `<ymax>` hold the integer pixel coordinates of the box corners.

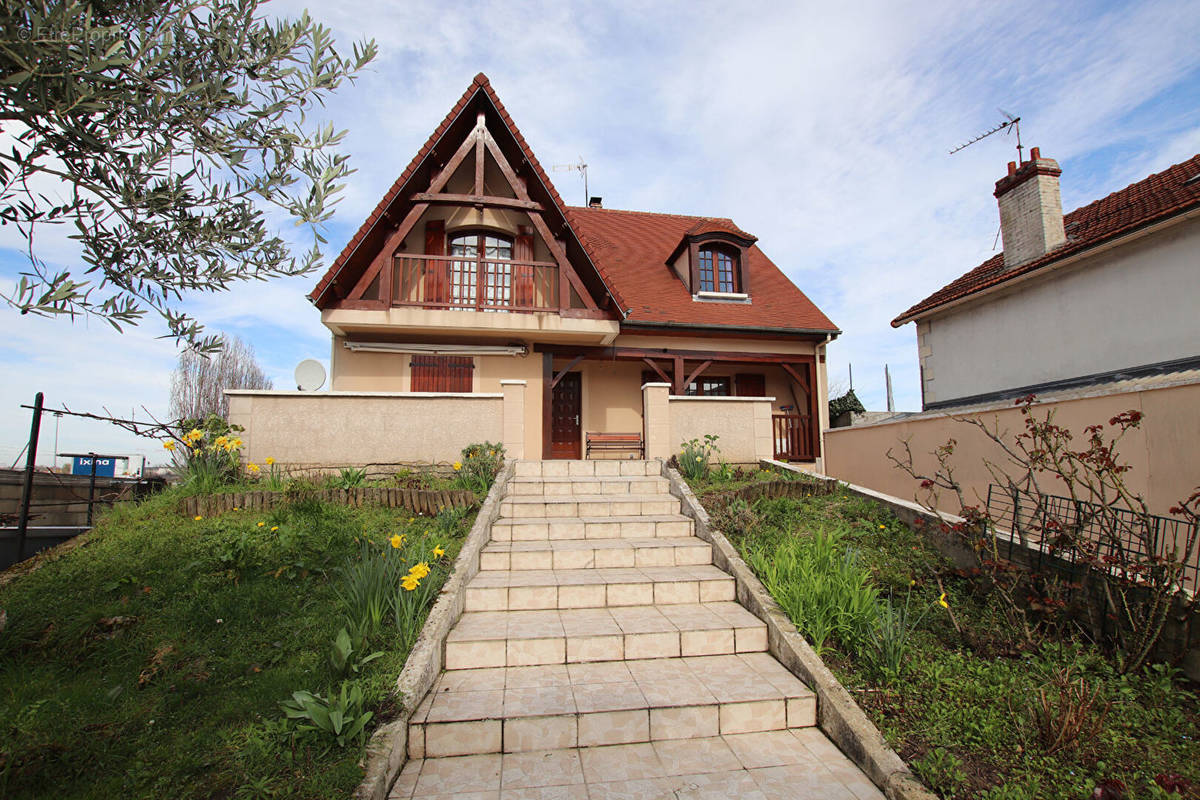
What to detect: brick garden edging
<box><xmin>179</xmin><ymin>487</ymin><xmax>477</xmax><ymax>519</ymax></box>
<box><xmin>353</xmin><ymin>462</ymin><xmax>515</xmax><ymax>800</ymax></box>
<box><xmin>664</xmin><ymin>464</ymin><xmax>938</xmax><ymax>800</ymax></box>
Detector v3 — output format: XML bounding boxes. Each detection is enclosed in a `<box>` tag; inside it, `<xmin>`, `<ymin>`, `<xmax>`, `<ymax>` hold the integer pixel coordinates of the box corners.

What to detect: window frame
<box><xmin>697</xmin><ymin>245</ymin><xmax>739</xmax><ymax>294</ymax></box>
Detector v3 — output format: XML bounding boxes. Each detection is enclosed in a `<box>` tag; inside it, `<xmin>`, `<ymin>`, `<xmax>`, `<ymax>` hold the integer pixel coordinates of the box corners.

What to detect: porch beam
<box><xmin>428</xmin><ymin>129</ymin><xmax>480</xmax><ymax>195</ymax></box>
<box><xmin>411</xmin><ymin>193</ymin><xmax>543</xmax><ymax>211</ymax></box>
<box><xmin>641</xmin><ymin>358</ymin><xmax>670</xmax><ymax>384</ymax></box>
<box><xmin>550</xmin><ymin>355</ymin><xmax>585</xmax><ymax>389</ymax></box>
<box><xmin>474</xmin><ymin>114</ymin><xmax>486</xmax><ymax>195</ymax></box>
<box><xmin>672</xmin><ymin>356</ymin><xmax>684</xmax><ymax>394</ymax></box>
<box><xmin>683</xmin><ymin>360</ymin><xmax>713</xmax><ymax>391</ymax></box>
<box><xmin>780</xmin><ymin>363</ymin><xmax>810</xmax><ymax>394</ymax></box>
<box><xmin>534</xmin><ymin>343</ymin><xmax>817</xmax><ymax>365</ymax></box>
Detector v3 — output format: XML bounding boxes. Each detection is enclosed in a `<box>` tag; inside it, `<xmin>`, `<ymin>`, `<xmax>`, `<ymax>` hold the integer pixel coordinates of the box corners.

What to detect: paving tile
<box><xmin>581</xmin><ymin>778</ymin><xmax>670</xmax><ymax>799</ymax></box>
<box><xmin>413</xmin><ymin>753</ymin><xmax>502</xmax><ymax>795</ymax></box>
<box><xmin>579</xmin><ymin>743</ymin><xmax>664</xmax><ymax>783</ymax></box>
<box><xmin>723</xmin><ymin>731</ymin><xmax>818</xmax><ymax>769</ymax></box>
<box><xmin>749</xmin><ymin>764</ymin><xmax>858</xmax><ymax>799</ymax></box>
<box><xmin>506</xmin><ymin>664</ymin><xmax>571</xmax><ymax>689</ymax></box>
<box><xmin>662</xmin><ymin>770</ymin><xmax>766</xmax><ymax>800</ymax></box>
<box><xmin>501</xmin><ymin>749</ymin><xmax>584</xmax><ymax>789</ymax></box>
<box><xmin>651</xmin><ymin>737</ymin><xmax>741</xmax><ymax>776</ymax></box>
<box><xmin>504</xmin><ymin>685</ymin><xmax>576</xmax><ymax>717</ymax></box>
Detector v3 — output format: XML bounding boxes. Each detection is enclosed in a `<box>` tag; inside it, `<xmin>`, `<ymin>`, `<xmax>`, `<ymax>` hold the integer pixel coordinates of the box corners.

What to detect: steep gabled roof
<box><xmin>893</xmin><ymin>153</ymin><xmax>1200</xmax><ymax>326</ymax></box>
<box><xmin>309</xmin><ymin>73</ymin><xmax>625</xmax><ymax>311</ymax></box>
<box><xmin>567</xmin><ymin>207</ymin><xmax>838</xmax><ymax>333</ymax></box>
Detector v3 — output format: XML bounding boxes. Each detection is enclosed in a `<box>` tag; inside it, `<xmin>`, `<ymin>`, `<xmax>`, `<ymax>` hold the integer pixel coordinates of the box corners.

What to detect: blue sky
<box><xmin>2</xmin><ymin>0</ymin><xmax>1199</xmax><ymax>466</ymax></box>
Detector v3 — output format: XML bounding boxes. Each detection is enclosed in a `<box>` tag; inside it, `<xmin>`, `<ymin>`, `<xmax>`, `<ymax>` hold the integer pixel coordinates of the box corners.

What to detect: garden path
<box><xmin>392</xmin><ymin>460</ymin><xmax>884</xmax><ymax>799</ymax></box>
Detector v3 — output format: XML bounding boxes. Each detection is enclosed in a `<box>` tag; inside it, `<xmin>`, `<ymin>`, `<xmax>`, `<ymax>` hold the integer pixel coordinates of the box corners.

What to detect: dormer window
<box><xmin>698</xmin><ymin>246</ymin><xmax>738</xmax><ymax>293</ymax></box>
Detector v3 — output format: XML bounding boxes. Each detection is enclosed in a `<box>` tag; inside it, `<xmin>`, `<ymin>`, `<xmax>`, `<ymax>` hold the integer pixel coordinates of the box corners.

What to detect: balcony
<box><xmin>389</xmin><ymin>253</ymin><xmax>560</xmax><ymax>312</ymax></box>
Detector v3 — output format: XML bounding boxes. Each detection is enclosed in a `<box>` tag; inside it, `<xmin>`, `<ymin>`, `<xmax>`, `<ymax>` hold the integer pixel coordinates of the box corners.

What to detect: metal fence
<box><xmin>985</xmin><ymin>484</ymin><xmax>1199</xmax><ymax>591</ymax></box>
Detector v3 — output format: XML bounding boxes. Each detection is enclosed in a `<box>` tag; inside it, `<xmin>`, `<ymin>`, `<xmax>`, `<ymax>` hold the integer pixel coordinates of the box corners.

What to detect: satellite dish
<box><xmin>294</xmin><ymin>359</ymin><xmax>326</xmax><ymax>391</ymax></box>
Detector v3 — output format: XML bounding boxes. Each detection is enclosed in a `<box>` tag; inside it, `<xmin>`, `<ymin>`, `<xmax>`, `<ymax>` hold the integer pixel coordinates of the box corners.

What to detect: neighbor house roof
<box><xmin>892</xmin><ymin>153</ymin><xmax>1200</xmax><ymax>327</ymax></box>
<box><xmin>567</xmin><ymin>206</ymin><xmax>837</xmax><ymax>333</ymax></box>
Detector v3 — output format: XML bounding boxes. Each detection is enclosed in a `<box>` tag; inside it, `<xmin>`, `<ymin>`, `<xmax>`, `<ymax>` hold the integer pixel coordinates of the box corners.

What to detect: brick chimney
<box><xmin>993</xmin><ymin>147</ymin><xmax>1066</xmax><ymax>269</ymax></box>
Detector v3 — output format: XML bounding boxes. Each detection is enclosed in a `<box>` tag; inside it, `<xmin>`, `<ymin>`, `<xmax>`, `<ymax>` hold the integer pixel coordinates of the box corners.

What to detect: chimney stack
<box><xmin>993</xmin><ymin>147</ymin><xmax>1066</xmax><ymax>269</ymax></box>
<box><xmin>588</xmin><ymin>196</ymin><xmax>603</xmax><ymax>208</ymax></box>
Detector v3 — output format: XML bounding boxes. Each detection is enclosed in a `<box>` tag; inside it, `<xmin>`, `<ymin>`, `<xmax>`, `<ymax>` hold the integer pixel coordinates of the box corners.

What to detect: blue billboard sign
<box><xmin>72</xmin><ymin>456</ymin><xmax>117</xmax><ymax>477</ymax></box>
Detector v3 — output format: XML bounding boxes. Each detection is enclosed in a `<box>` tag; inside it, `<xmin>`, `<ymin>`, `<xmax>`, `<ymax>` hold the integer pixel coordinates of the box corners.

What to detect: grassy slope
<box><xmin>695</xmin><ymin>480</ymin><xmax>1199</xmax><ymax>799</ymax></box>
<box><xmin>0</xmin><ymin>489</ymin><xmax>472</xmax><ymax>799</ymax></box>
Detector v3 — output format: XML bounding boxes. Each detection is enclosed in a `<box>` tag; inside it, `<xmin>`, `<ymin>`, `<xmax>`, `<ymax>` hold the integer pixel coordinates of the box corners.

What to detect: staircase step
<box><xmin>464</xmin><ymin>566</ymin><xmax>735</xmax><ymax>612</ymax></box>
<box><xmin>490</xmin><ymin>514</ymin><xmax>693</xmax><ymax>542</ymax></box>
<box><xmin>480</xmin><ymin>537</ymin><xmax>712</xmax><ymax>571</ymax></box>
<box><xmin>508</xmin><ymin>475</ymin><xmax>671</xmax><ymax>496</ymax></box>
<box><xmin>514</xmin><ymin>460</ymin><xmax>661</xmax><ymax>478</ymax></box>
<box><xmin>500</xmin><ymin>494</ymin><xmax>680</xmax><ymax>519</ymax></box>
<box><xmin>408</xmin><ymin>654</ymin><xmax>816</xmax><ymax>757</ymax></box>
<box><xmin>445</xmin><ymin>603</ymin><xmax>768</xmax><ymax>669</ymax></box>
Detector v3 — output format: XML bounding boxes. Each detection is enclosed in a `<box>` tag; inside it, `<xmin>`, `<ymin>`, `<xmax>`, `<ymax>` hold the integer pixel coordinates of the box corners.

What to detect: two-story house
<box><xmin>230</xmin><ymin>74</ymin><xmax>839</xmax><ymax>468</ymax></box>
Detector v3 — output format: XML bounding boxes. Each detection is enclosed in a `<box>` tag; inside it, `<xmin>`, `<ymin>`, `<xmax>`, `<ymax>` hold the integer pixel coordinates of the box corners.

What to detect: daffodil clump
<box><xmin>451</xmin><ymin>442</ymin><xmax>505</xmax><ymax>495</ymax></box>
<box><xmin>247</xmin><ymin>454</ymin><xmax>286</xmax><ymax>490</ymax></box>
<box><xmin>677</xmin><ymin>434</ymin><xmax>721</xmax><ymax>480</ymax></box>
<box><xmin>166</xmin><ymin>415</ymin><xmax>245</xmax><ymax>494</ymax></box>
<box><xmin>337</xmin><ymin>521</ymin><xmax>456</xmax><ymax>653</ymax></box>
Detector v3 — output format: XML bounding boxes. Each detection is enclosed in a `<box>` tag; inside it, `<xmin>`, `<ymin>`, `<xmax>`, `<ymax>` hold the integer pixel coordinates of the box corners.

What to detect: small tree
<box><xmin>889</xmin><ymin>396</ymin><xmax>1199</xmax><ymax>673</ymax></box>
<box><xmin>169</xmin><ymin>333</ymin><xmax>272</xmax><ymax>421</ymax></box>
<box><xmin>0</xmin><ymin>1</ymin><xmax>376</xmax><ymax>350</ymax></box>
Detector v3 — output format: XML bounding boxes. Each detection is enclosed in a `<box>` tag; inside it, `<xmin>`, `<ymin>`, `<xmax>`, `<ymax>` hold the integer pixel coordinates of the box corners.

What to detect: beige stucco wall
<box><xmin>824</xmin><ymin>380</ymin><xmax>1200</xmax><ymax>519</ymax></box>
<box><xmin>919</xmin><ymin>214</ymin><xmax>1200</xmax><ymax>406</ymax></box>
<box><xmin>668</xmin><ymin>396</ymin><xmax>775</xmax><ymax>465</ymax></box>
<box><xmin>227</xmin><ymin>391</ymin><xmax>504</xmax><ymax>467</ymax></box>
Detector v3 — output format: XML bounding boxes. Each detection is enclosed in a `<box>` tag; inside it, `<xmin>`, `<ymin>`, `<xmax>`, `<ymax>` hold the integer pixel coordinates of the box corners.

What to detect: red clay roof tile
<box><xmin>893</xmin><ymin>153</ymin><xmax>1200</xmax><ymax>326</ymax></box>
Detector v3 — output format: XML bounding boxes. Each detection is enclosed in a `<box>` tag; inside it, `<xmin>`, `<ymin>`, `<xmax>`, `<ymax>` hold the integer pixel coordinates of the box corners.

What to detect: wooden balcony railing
<box><xmin>391</xmin><ymin>253</ymin><xmax>559</xmax><ymax>312</ymax></box>
<box><xmin>773</xmin><ymin>413</ymin><xmax>814</xmax><ymax>461</ymax></box>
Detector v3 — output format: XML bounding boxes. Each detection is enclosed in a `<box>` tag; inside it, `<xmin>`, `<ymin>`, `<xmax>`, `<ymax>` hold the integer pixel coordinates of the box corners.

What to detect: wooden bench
<box><xmin>585</xmin><ymin>432</ymin><xmax>644</xmax><ymax>459</ymax></box>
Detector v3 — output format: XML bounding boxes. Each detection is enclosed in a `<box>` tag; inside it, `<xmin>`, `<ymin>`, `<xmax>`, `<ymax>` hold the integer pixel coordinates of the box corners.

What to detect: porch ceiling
<box><xmin>321</xmin><ymin>307</ymin><xmax>620</xmax><ymax>344</ymax></box>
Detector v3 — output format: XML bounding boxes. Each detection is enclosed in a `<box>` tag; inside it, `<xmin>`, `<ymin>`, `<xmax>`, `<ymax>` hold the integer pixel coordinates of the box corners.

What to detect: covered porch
<box><xmin>538</xmin><ymin>344</ymin><xmax>824</xmax><ymax>465</ymax></box>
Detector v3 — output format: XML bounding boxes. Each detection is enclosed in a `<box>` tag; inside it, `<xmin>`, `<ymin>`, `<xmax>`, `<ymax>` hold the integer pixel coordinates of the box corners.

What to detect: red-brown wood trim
<box><xmin>687</xmin><ymin>240</ymin><xmax>699</xmax><ymax>294</ymax></box>
<box><xmin>411</xmin><ymin>192</ymin><xmax>542</xmax><ymax>211</ymax></box>
<box><xmin>479</xmin><ymin>131</ymin><xmax>599</xmax><ymax>311</ymax></box>
<box><xmin>672</xmin><ymin>355</ymin><xmax>684</xmax><ymax>394</ymax></box>
<box><xmin>541</xmin><ymin>353</ymin><xmax>553</xmax><ymax>459</ymax></box>
<box><xmin>550</xmin><ymin>355</ymin><xmax>585</xmax><ymax>389</ymax></box>
<box><xmin>642</xmin><ymin>358</ymin><xmax>670</xmax><ymax>384</ymax></box>
<box><xmin>780</xmin><ymin>363</ymin><xmax>810</xmax><ymax>394</ymax></box>
<box><xmin>737</xmin><ymin>248</ymin><xmax>751</xmax><ymax>295</ymax></box>
<box><xmin>347</xmin><ymin>201</ymin><xmax>431</xmax><ymax>301</ymax></box>
<box><xmin>806</xmin><ymin>362</ymin><xmax>820</xmax><ymax>459</ymax></box>
<box><xmin>474</xmin><ymin>114</ymin><xmax>486</xmax><ymax>195</ymax></box>
<box><xmin>534</xmin><ymin>343</ymin><xmax>818</xmax><ymax>365</ymax></box>
<box><xmin>428</xmin><ymin>130</ymin><xmax>480</xmax><ymax>195</ymax></box>
<box><xmin>684</xmin><ymin>360</ymin><xmax>712</xmax><ymax>391</ymax></box>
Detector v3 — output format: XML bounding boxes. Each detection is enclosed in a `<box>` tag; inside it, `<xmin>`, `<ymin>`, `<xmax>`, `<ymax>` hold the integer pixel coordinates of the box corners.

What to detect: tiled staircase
<box><xmin>392</xmin><ymin>460</ymin><xmax>884</xmax><ymax>800</ymax></box>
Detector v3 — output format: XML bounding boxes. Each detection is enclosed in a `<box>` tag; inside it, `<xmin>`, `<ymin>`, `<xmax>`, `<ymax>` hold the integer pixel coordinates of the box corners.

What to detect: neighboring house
<box><xmin>893</xmin><ymin>149</ymin><xmax>1200</xmax><ymax>411</ymax></box>
<box><xmin>825</xmin><ymin>150</ymin><xmax>1200</xmax><ymax>518</ymax></box>
<box><xmin>230</xmin><ymin>74</ymin><xmax>839</xmax><ymax>467</ymax></box>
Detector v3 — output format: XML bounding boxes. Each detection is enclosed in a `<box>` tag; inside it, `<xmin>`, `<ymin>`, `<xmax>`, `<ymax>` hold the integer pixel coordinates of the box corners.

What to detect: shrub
<box><xmin>453</xmin><ymin>442</ymin><xmax>505</xmax><ymax>495</ymax></box>
<box><xmin>678</xmin><ymin>434</ymin><xmax>720</xmax><ymax>481</ymax></box>
<box><xmin>169</xmin><ymin>414</ymin><xmax>243</xmax><ymax>493</ymax></box>
<box><xmin>1026</xmin><ymin>665</ymin><xmax>1111</xmax><ymax>754</ymax></box>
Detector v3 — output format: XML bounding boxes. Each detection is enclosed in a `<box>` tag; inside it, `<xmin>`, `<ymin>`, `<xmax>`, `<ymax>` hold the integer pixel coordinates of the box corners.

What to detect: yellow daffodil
<box><xmin>186</xmin><ymin>428</ymin><xmax>203</xmax><ymax>442</ymax></box>
<box><xmin>879</xmin><ymin>524</ymin><xmax>887</xmax><ymax>529</ymax></box>
<box><xmin>390</xmin><ymin>534</ymin><xmax>404</xmax><ymax>549</ymax></box>
<box><xmin>433</xmin><ymin>545</ymin><xmax>446</xmax><ymax>558</ymax></box>
<box><xmin>193</xmin><ymin>515</ymin><xmax>203</xmax><ymax>521</ymax></box>
<box><xmin>270</xmin><ymin>526</ymin><xmax>279</xmax><ymax>532</ymax></box>
<box><xmin>453</xmin><ymin>461</ymin><xmax>462</xmax><ymax>471</ymax></box>
<box><xmin>937</xmin><ymin>592</ymin><xmax>949</xmax><ymax>609</ymax></box>
<box><xmin>215</xmin><ymin>435</ymin><xmax>229</xmax><ymax>447</ymax></box>
<box><xmin>265</xmin><ymin>457</ymin><xmax>275</xmax><ymax>466</ymax></box>
<box><xmin>695</xmin><ymin>456</ymin><xmax>703</xmax><ymax>462</ymax></box>
<box><xmin>401</xmin><ymin>574</ymin><xmax>419</xmax><ymax>591</ymax></box>
<box><xmin>247</xmin><ymin>463</ymin><xmax>260</xmax><ymax>473</ymax></box>
<box><xmin>257</xmin><ymin>521</ymin><xmax>265</xmax><ymax>528</ymax></box>
<box><xmin>163</xmin><ymin>440</ymin><xmax>176</xmax><ymax>451</ymax></box>
<box><xmin>232</xmin><ymin>438</ymin><xmax>243</xmax><ymax>449</ymax></box>
<box><xmin>409</xmin><ymin>562</ymin><xmax>431</xmax><ymax>579</ymax></box>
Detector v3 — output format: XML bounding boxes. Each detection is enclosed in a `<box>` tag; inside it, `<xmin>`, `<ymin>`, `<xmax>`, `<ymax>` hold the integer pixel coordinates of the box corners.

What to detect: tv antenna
<box><xmin>551</xmin><ymin>157</ymin><xmax>588</xmax><ymax>204</ymax></box>
<box><xmin>950</xmin><ymin>109</ymin><xmax>1023</xmax><ymax>162</ymax></box>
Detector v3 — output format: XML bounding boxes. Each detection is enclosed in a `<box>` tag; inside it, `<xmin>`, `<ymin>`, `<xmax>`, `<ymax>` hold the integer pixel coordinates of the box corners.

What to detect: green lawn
<box><xmin>691</xmin><ymin>476</ymin><xmax>1200</xmax><ymax>799</ymax></box>
<box><xmin>0</xmin><ymin>489</ymin><xmax>473</xmax><ymax>799</ymax></box>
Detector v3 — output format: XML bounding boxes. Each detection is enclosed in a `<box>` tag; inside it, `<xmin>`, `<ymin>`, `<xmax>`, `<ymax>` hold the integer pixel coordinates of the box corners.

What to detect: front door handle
<box><xmin>575</xmin><ymin>415</ymin><xmax>580</xmax><ymax>426</ymax></box>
